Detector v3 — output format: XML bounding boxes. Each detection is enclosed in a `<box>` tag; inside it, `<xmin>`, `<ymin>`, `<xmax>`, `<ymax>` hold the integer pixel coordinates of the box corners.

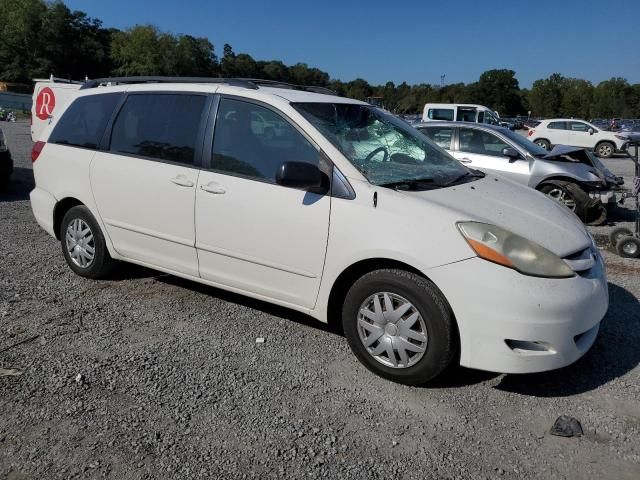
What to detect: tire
<box><xmin>615</xmin><ymin>236</ymin><xmax>640</xmax><ymax>258</ymax></box>
<box><xmin>586</xmin><ymin>204</ymin><xmax>607</xmax><ymax>226</ymax></box>
<box><xmin>609</xmin><ymin>226</ymin><xmax>632</xmax><ymax>246</ymax></box>
<box><xmin>539</xmin><ymin>180</ymin><xmax>592</xmax><ymax>222</ymax></box>
<box><xmin>342</xmin><ymin>269</ymin><xmax>457</xmax><ymax>386</ymax></box>
<box><xmin>534</xmin><ymin>139</ymin><xmax>551</xmax><ymax>150</ymax></box>
<box><xmin>60</xmin><ymin>205</ymin><xmax>116</xmax><ymax>279</ymax></box>
<box><xmin>595</xmin><ymin>142</ymin><xmax>615</xmax><ymax>158</ymax></box>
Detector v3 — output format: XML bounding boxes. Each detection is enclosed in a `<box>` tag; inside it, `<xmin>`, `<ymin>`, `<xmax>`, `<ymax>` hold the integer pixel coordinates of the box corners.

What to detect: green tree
<box><xmin>593</xmin><ymin>78</ymin><xmax>634</xmax><ymax>117</ymax></box>
<box><xmin>561</xmin><ymin>78</ymin><xmax>593</xmax><ymax>119</ymax></box>
<box><xmin>474</xmin><ymin>69</ymin><xmax>523</xmax><ymax>115</ymax></box>
<box><xmin>528</xmin><ymin>73</ymin><xmax>565</xmax><ymax>117</ymax></box>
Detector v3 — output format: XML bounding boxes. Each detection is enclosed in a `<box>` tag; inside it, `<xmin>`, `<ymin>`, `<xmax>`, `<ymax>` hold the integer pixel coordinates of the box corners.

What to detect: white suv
<box><xmin>30</xmin><ymin>77</ymin><xmax>608</xmax><ymax>385</ymax></box>
<box><xmin>528</xmin><ymin>118</ymin><xmax>629</xmax><ymax>157</ymax></box>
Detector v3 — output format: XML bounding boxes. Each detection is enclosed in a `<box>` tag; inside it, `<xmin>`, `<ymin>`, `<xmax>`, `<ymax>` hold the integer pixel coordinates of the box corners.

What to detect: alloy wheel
<box><xmin>546</xmin><ymin>187</ymin><xmax>577</xmax><ymax>211</ymax></box>
<box><xmin>597</xmin><ymin>144</ymin><xmax>613</xmax><ymax>157</ymax></box>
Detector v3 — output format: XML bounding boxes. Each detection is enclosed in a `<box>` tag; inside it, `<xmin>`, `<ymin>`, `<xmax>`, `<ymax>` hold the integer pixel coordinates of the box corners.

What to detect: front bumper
<box><xmin>427</xmin><ymin>250</ymin><xmax>608</xmax><ymax>374</ymax></box>
<box><xmin>590</xmin><ymin>190</ymin><xmax>617</xmax><ymax>204</ymax></box>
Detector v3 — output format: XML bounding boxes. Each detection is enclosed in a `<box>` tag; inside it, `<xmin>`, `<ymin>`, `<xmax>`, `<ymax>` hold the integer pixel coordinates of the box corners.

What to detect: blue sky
<box><xmin>63</xmin><ymin>0</ymin><xmax>640</xmax><ymax>88</ymax></box>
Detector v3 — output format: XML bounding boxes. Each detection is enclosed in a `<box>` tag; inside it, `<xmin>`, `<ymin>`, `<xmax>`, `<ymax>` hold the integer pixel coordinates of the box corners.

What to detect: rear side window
<box><xmin>428</xmin><ymin>108</ymin><xmax>454</xmax><ymax>121</ymax></box>
<box><xmin>569</xmin><ymin>121</ymin><xmax>590</xmax><ymax>132</ymax></box>
<box><xmin>419</xmin><ymin>126</ymin><xmax>454</xmax><ymax>149</ymax></box>
<box><xmin>110</xmin><ymin>94</ymin><xmax>207</xmax><ymax>165</ymax></box>
<box><xmin>548</xmin><ymin>121</ymin><xmax>567</xmax><ymax>130</ymax></box>
<box><xmin>49</xmin><ymin>93</ymin><xmax>121</xmax><ymax>149</ymax></box>
<box><xmin>456</xmin><ymin>109</ymin><xmax>477</xmax><ymax>122</ymax></box>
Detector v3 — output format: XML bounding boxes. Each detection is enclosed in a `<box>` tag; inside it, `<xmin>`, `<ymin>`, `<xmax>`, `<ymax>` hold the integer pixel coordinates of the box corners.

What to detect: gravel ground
<box><xmin>1</xmin><ymin>120</ymin><xmax>639</xmax><ymax>480</ymax></box>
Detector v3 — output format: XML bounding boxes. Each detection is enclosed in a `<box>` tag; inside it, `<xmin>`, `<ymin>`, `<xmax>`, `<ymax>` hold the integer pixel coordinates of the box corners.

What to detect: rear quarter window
<box><xmin>547</xmin><ymin>121</ymin><xmax>567</xmax><ymax>130</ymax></box>
<box><xmin>419</xmin><ymin>126</ymin><xmax>454</xmax><ymax>149</ymax></box>
<box><xmin>48</xmin><ymin>93</ymin><xmax>122</xmax><ymax>149</ymax></box>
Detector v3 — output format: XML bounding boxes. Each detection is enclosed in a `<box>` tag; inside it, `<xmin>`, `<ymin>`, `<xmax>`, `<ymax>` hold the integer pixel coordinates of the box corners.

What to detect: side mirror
<box><xmin>276</xmin><ymin>161</ymin><xmax>323</xmax><ymax>189</ymax></box>
<box><xmin>588</xmin><ymin>128</ymin><xmax>595</xmax><ymax>135</ymax></box>
<box><xmin>502</xmin><ymin>147</ymin><xmax>520</xmax><ymax>159</ymax></box>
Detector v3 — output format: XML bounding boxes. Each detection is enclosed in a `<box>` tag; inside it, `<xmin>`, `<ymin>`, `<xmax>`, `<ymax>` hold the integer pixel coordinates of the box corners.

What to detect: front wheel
<box><xmin>60</xmin><ymin>205</ymin><xmax>116</xmax><ymax>279</ymax></box>
<box><xmin>595</xmin><ymin>142</ymin><xmax>615</xmax><ymax>158</ymax></box>
<box><xmin>539</xmin><ymin>180</ymin><xmax>592</xmax><ymax>221</ymax></box>
<box><xmin>342</xmin><ymin>269</ymin><xmax>457</xmax><ymax>385</ymax></box>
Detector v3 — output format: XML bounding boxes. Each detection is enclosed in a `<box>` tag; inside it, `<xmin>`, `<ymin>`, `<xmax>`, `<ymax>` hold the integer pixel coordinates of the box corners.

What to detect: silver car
<box><xmin>415</xmin><ymin>121</ymin><xmax>623</xmax><ymax>224</ymax></box>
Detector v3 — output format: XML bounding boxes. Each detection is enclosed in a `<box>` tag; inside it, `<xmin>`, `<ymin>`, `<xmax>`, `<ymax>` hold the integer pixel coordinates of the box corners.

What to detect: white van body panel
<box><xmin>31</xmin><ymin>79</ymin><xmax>83</xmax><ymax>142</ymax></box>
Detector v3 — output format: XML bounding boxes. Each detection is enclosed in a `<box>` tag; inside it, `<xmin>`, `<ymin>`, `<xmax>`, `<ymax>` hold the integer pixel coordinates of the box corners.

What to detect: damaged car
<box><xmin>416</xmin><ymin>122</ymin><xmax>624</xmax><ymax>224</ymax></box>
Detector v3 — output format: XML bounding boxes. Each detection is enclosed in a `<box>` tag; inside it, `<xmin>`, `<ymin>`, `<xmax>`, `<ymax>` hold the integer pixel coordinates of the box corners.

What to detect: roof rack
<box><xmin>238</xmin><ymin>79</ymin><xmax>336</xmax><ymax>95</ymax></box>
<box><xmin>80</xmin><ymin>76</ymin><xmax>336</xmax><ymax>95</ymax></box>
<box><xmin>80</xmin><ymin>76</ymin><xmax>257</xmax><ymax>90</ymax></box>
<box><xmin>33</xmin><ymin>74</ymin><xmax>84</xmax><ymax>85</ymax></box>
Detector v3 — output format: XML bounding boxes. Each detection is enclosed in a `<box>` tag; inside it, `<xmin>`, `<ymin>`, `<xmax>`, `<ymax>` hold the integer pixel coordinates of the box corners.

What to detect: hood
<box><xmin>405</xmin><ymin>175</ymin><xmax>591</xmax><ymax>258</ymax></box>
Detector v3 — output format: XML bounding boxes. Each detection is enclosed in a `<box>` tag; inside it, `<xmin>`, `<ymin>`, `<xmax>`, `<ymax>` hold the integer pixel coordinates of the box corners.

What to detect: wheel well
<box><xmin>53</xmin><ymin>197</ymin><xmax>84</xmax><ymax>239</ymax></box>
<box><xmin>594</xmin><ymin>140</ymin><xmax>615</xmax><ymax>149</ymax></box>
<box><xmin>532</xmin><ymin>137</ymin><xmax>550</xmax><ymax>144</ymax></box>
<box><xmin>535</xmin><ymin>177</ymin><xmax>580</xmax><ymax>190</ymax></box>
<box><xmin>326</xmin><ymin>258</ymin><xmax>425</xmax><ymax>329</ymax></box>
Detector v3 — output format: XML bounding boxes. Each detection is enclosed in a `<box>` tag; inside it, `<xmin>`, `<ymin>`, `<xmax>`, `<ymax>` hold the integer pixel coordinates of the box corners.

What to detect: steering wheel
<box><xmin>364</xmin><ymin>146</ymin><xmax>389</xmax><ymax>163</ymax></box>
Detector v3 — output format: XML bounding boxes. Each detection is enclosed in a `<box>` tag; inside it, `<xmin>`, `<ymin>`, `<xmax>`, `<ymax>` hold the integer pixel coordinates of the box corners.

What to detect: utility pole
<box><xmin>440</xmin><ymin>74</ymin><xmax>446</xmax><ymax>87</ymax></box>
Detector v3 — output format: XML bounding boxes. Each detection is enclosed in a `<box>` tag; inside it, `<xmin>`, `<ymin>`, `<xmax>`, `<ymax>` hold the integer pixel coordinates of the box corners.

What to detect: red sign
<box><xmin>35</xmin><ymin>87</ymin><xmax>56</xmax><ymax>120</ymax></box>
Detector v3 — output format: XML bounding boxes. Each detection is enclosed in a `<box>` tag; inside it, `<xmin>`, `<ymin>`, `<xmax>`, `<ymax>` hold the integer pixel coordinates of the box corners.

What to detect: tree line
<box><xmin>1</xmin><ymin>0</ymin><xmax>639</xmax><ymax>118</ymax></box>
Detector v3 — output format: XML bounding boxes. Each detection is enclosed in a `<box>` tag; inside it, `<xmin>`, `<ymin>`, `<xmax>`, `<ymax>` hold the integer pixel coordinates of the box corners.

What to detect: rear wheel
<box><xmin>342</xmin><ymin>269</ymin><xmax>457</xmax><ymax>385</ymax></box>
<box><xmin>615</xmin><ymin>236</ymin><xmax>640</xmax><ymax>258</ymax></box>
<box><xmin>534</xmin><ymin>139</ymin><xmax>551</xmax><ymax>150</ymax></box>
<box><xmin>595</xmin><ymin>142</ymin><xmax>615</xmax><ymax>158</ymax></box>
<box><xmin>60</xmin><ymin>206</ymin><xmax>116</xmax><ymax>279</ymax></box>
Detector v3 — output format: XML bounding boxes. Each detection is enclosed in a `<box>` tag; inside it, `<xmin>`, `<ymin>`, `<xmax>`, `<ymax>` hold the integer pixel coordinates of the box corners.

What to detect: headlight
<box><xmin>457</xmin><ymin>222</ymin><xmax>575</xmax><ymax>278</ymax></box>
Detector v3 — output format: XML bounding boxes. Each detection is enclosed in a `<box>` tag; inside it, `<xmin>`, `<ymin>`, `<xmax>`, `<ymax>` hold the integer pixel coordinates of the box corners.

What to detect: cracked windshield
<box><xmin>293</xmin><ymin>103</ymin><xmax>471</xmax><ymax>187</ymax></box>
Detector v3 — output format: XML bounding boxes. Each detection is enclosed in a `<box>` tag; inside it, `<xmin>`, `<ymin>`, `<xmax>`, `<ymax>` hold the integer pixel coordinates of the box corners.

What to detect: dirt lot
<box><xmin>1</xmin><ymin>121</ymin><xmax>639</xmax><ymax>479</ymax></box>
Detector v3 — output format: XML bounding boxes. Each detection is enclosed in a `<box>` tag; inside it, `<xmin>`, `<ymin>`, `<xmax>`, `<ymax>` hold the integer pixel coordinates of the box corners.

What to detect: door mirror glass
<box><xmin>588</xmin><ymin>128</ymin><xmax>595</xmax><ymax>135</ymax></box>
<box><xmin>502</xmin><ymin>147</ymin><xmax>520</xmax><ymax>159</ymax></box>
<box><xmin>276</xmin><ymin>161</ymin><xmax>323</xmax><ymax>189</ymax></box>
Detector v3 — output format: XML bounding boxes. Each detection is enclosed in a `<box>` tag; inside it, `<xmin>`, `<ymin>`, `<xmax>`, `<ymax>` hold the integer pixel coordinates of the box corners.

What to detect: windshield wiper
<box><xmin>441</xmin><ymin>170</ymin><xmax>485</xmax><ymax>187</ymax></box>
<box><xmin>379</xmin><ymin>178</ymin><xmax>440</xmax><ymax>191</ymax></box>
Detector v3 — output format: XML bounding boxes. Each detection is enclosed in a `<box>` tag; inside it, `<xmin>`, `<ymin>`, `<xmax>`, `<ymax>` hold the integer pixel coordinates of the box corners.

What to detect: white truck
<box><xmin>31</xmin><ymin>76</ymin><xmax>83</xmax><ymax>142</ymax></box>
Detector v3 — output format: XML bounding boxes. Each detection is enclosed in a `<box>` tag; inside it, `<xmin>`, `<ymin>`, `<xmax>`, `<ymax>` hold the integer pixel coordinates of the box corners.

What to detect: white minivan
<box><xmin>30</xmin><ymin>78</ymin><xmax>608</xmax><ymax>385</ymax></box>
<box><xmin>422</xmin><ymin>103</ymin><xmax>500</xmax><ymax>125</ymax></box>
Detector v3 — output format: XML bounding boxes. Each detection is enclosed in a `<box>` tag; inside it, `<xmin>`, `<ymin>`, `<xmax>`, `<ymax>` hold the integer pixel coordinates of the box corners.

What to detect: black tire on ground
<box><xmin>609</xmin><ymin>226</ymin><xmax>633</xmax><ymax>246</ymax></box>
<box><xmin>60</xmin><ymin>205</ymin><xmax>116</xmax><ymax>279</ymax></box>
<box><xmin>595</xmin><ymin>142</ymin><xmax>615</xmax><ymax>158</ymax></box>
<box><xmin>534</xmin><ymin>139</ymin><xmax>551</xmax><ymax>150</ymax></box>
<box><xmin>615</xmin><ymin>236</ymin><xmax>640</xmax><ymax>258</ymax></box>
<box><xmin>342</xmin><ymin>269</ymin><xmax>457</xmax><ymax>386</ymax></box>
<box><xmin>586</xmin><ymin>204</ymin><xmax>608</xmax><ymax>226</ymax></box>
<box><xmin>539</xmin><ymin>180</ymin><xmax>592</xmax><ymax>223</ymax></box>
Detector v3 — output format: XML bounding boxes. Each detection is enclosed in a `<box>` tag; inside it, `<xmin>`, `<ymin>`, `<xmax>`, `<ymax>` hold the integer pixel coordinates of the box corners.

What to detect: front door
<box><xmin>90</xmin><ymin>92</ymin><xmax>210</xmax><ymax>277</ymax></box>
<box><xmin>566</xmin><ymin>121</ymin><xmax>594</xmax><ymax>148</ymax></box>
<box><xmin>195</xmin><ymin>97</ymin><xmax>331</xmax><ymax>309</ymax></box>
<box><xmin>453</xmin><ymin>127</ymin><xmax>530</xmax><ymax>184</ymax></box>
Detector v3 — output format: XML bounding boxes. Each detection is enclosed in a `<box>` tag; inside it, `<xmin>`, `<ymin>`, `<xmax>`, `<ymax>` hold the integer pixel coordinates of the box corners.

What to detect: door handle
<box><xmin>200</xmin><ymin>183</ymin><xmax>226</xmax><ymax>194</ymax></box>
<box><xmin>459</xmin><ymin>157</ymin><xmax>472</xmax><ymax>163</ymax></box>
<box><xmin>170</xmin><ymin>175</ymin><xmax>195</xmax><ymax>187</ymax></box>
